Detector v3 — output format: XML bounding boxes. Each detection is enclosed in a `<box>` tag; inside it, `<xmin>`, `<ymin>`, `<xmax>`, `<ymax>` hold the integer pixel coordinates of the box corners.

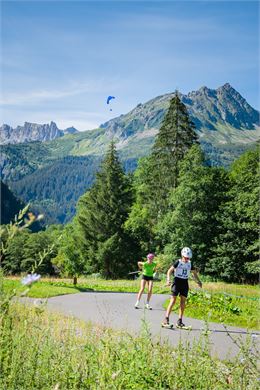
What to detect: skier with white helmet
<box><xmin>162</xmin><ymin>247</ymin><xmax>202</xmax><ymax>328</ymax></box>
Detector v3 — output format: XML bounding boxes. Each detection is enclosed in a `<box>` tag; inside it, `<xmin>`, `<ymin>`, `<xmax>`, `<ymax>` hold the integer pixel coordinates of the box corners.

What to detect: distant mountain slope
<box><xmin>1</xmin><ymin>83</ymin><xmax>259</xmax><ymax>224</ymax></box>
<box><xmin>100</xmin><ymin>83</ymin><xmax>259</xmax><ymax>145</ymax></box>
<box><xmin>0</xmin><ymin>181</ymin><xmax>43</xmax><ymax>231</ymax></box>
<box><xmin>0</xmin><ymin>181</ymin><xmax>24</xmax><ymax>224</ymax></box>
<box><xmin>0</xmin><ymin>121</ymin><xmax>79</xmax><ymax>145</ymax></box>
<box><xmin>9</xmin><ymin>155</ymin><xmax>137</xmax><ymax>224</ymax></box>
<box><xmin>10</xmin><ymin>156</ymin><xmax>100</xmax><ymax>224</ymax></box>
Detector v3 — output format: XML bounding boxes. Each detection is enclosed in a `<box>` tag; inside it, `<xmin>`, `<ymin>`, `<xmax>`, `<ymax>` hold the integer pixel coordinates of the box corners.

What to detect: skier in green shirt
<box><xmin>135</xmin><ymin>253</ymin><xmax>157</xmax><ymax>310</ymax></box>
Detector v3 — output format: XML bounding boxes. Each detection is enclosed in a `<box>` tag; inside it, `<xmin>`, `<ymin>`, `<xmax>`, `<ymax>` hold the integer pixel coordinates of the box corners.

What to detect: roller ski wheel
<box><xmin>176</xmin><ymin>324</ymin><xmax>192</xmax><ymax>330</ymax></box>
<box><xmin>161</xmin><ymin>322</ymin><xmax>174</xmax><ymax>329</ymax></box>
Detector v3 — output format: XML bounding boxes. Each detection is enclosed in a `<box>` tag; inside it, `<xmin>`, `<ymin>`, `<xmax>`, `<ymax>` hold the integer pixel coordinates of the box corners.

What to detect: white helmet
<box><xmin>181</xmin><ymin>247</ymin><xmax>192</xmax><ymax>258</ymax></box>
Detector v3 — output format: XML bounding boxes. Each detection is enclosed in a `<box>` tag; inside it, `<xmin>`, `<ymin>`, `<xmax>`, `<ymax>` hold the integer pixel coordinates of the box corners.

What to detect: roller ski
<box><xmin>161</xmin><ymin>318</ymin><xmax>174</xmax><ymax>329</ymax></box>
<box><xmin>176</xmin><ymin>319</ymin><xmax>192</xmax><ymax>330</ymax></box>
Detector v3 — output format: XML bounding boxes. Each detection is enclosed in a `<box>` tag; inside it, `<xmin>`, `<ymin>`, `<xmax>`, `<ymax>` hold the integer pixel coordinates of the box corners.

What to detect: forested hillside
<box><xmin>0</xmin><ymin>181</ymin><xmax>24</xmax><ymax>224</ymax></box>
<box><xmin>10</xmin><ymin>156</ymin><xmax>101</xmax><ymax>224</ymax></box>
<box><xmin>9</xmin><ymin>155</ymin><xmax>138</xmax><ymax>224</ymax></box>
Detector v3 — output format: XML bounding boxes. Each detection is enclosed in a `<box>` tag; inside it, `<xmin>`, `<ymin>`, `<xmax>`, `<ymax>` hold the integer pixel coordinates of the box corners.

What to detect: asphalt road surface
<box><xmin>32</xmin><ymin>292</ymin><xmax>258</xmax><ymax>360</ymax></box>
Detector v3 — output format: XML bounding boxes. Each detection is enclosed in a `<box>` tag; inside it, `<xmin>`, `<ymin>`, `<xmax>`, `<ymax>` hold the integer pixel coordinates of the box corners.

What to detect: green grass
<box><xmin>4</xmin><ymin>277</ymin><xmax>260</xmax><ymax>329</ymax></box>
<box><xmin>0</xmin><ymin>302</ymin><xmax>258</xmax><ymax>389</ymax></box>
<box><xmin>3</xmin><ymin>278</ymin><xmax>93</xmax><ymax>298</ymax></box>
<box><xmin>164</xmin><ymin>290</ymin><xmax>259</xmax><ymax>330</ymax></box>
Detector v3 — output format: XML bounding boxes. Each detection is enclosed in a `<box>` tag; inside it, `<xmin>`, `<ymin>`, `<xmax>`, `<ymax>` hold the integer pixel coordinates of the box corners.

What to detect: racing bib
<box><xmin>174</xmin><ymin>260</ymin><xmax>192</xmax><ymax>279</ymax></box>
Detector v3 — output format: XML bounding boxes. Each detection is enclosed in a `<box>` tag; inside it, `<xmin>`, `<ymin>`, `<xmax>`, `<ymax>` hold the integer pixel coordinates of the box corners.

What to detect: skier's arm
<box><xmin>191</xmin><ymin>269</ymin><xmax>202</xmax><ymax>288</ymax></box>
<box><xmin>137</xmin><ymin>261</ymin><xmax>144</xmax><ymax>270</ymax></box>
<box><xmin>166</xmin><ymin>265</ymin><xmax>174</xmax><ymax>286</ymax></box>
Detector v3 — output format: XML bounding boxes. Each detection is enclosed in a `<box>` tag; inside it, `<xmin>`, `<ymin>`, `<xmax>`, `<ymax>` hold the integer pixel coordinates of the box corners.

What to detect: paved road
<box><xmin>33</xmin><ymin>292</ymin><xmax>258</xmax><ymax>360</ymax></box>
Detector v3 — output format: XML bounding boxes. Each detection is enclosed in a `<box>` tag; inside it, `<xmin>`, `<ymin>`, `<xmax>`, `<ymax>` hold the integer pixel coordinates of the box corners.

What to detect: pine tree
<box><xmin>77</xmin><ymin>142</ymin><xmax>139</xmax><ymax>279</ymax></box>
<box><xmin>149</xmin><ymin>92</ymin><xmax>198</xmax><ymax>217</ymax></box>
<box><xmin>126</xmin><ymin>93</ymin><xmax>198</xmax><ymax>250</ymax></box>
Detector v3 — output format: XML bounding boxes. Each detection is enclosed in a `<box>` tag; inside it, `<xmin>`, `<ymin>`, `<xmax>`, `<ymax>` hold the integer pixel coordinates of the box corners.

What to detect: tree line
<box><xmin>1</xmin><ymin>93</ymin><xmax>259</xmax><ymax>282</ymax></box>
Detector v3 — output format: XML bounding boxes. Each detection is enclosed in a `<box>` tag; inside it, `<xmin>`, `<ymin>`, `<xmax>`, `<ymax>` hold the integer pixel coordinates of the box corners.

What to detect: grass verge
<box><xmin>0</xmin><ymin>302</ymin><xmax>259</xmax><ymax>389</ymax></box>
<box><xmin>3</xmin><ymin>277</ymin><xmax>260</xmax><ymax>329</ymax></box>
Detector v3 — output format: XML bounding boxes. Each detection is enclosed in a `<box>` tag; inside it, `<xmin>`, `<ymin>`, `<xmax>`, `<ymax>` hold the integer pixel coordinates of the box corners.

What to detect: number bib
<box><xmin>174</xmin><ymin>260</ymin><xmax>192</xmax><ymax>279</ymax></box>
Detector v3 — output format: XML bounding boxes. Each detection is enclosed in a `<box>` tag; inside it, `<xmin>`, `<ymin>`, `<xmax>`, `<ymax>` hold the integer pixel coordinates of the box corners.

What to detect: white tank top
<box><xmin>174</xmin><ymin>259</ymin><xmax>193</xmax><ymax>279</ymax></box>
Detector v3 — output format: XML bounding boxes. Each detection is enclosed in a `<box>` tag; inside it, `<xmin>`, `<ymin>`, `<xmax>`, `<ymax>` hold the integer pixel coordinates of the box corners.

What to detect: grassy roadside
<box><xmin>4</xmin><ymin>276</ymin><xmax>259</xmax><ymax>296</ymax></box>
<box><xmin>3</xmin><ymin>277</ymin><xmax>260</xmax><ymax>329</ymax></box>
<box><xmin>0</xmin><ymin>302</ymin><xmax>258</xmax><ymax>389</ymax></box>
<box><xmin>163</xmin><ymin>291</ymin><xmax>259</xmax><ymax>330</ymax></box>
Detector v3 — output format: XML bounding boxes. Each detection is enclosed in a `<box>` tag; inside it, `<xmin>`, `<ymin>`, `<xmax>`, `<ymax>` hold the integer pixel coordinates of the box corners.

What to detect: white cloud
<box><xmin>0</xmin><ymin>79</ymin><xmax>117</xmax><ymax>106</ymax></box>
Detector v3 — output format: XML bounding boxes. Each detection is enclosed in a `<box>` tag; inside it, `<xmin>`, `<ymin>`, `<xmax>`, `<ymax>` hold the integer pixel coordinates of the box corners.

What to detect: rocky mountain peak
<box><xmin>100</xmin><ymin>83</ymin><xmax>259</xmax><ymax>142</ymax></box>
<box><xmin>64</xmin><ymin>126</ymin><xmax>78</xmax><ymax>135</ymax></box>
<box><xmin>218</xmin><ymin>83</ymin><xmax>234</xmax><ymax>92</ymax></box>
<box><xmin>0</xmin><ymin>121</ymin><xmax>79</xmax><ymax>145</ymax></box>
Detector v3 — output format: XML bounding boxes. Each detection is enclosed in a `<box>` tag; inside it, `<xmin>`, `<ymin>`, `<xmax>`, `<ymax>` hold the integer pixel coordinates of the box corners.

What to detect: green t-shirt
<box><xmin>142</xmin><ymin>261</ymin><xmax>157</xmax><ymax>277</ymax></box>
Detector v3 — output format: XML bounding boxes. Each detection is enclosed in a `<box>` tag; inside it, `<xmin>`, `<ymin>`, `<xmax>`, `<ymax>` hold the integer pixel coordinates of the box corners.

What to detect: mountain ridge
<box><xmin>0</xmin><ymin>121</ymin><xmax>79</xmax><ymax>145</ymax></box>
<box><xmin>99</xmin><ymin>83</ymin><xmax>259</xmax><ymax>146</ymax></box>
<box><xmin>1</xmin><ymin>83</ymin><xmax>259</xmax><ymax>147</ymax></box>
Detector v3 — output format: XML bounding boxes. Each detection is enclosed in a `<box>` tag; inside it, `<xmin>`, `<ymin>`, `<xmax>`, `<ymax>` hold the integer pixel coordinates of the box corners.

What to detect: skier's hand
<box><xmin>166</xmin><ymin>280</ymin><xmax>171</xmax><ymax>287</ymax></box>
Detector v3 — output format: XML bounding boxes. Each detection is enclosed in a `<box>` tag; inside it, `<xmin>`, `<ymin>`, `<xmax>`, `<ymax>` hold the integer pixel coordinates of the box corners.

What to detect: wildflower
<box><xmin>21</xmin><ymin>273</ymin><xmax>41</xmax><ymax>286</ymax></box>
<box><xmin>111</xmin><ymin>371</ymin><xmax>120</xmax><ymax>380</ymax></box>
<box><xmin>226</xmin><ymin>375</ymin><xmax>232</xmax><ymax>385</ymax></box>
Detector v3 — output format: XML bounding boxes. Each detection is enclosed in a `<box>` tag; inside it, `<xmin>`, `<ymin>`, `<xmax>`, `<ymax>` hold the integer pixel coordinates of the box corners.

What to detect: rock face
<box><xmin>0</xmin><ymin>121</ymin><xmax>79</xmax><ymax>145</ymax></box>
<box><xmin>63</xmin><ymin>126</ymin><xmax>78</xmax><ymax>135</ymax></box>
<box><xmin>100</xmin><ymin>83</ymin><xmax>259</xmax><ymax>140</ymax></box>
<box><xmin>185</xmin><ymin>83</ymin><xmax>259</xmax><ymax>130</ymax></box>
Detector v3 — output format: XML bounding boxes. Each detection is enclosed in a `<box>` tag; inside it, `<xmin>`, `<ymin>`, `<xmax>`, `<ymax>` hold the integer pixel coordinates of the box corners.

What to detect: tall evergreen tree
<box><xmin>150</xmin><ymin>92</ymin><xmax>198</xmax><ymax>216</ymax></box>
<box><xmin>77</xmin><ymin>142</ymin><xmax>139</xmax><ymax>279</ymax></box>
<box><xmin>125</xmin><ymin>93</ymin><xmax>198</xmax><ymax>250</ymax></box>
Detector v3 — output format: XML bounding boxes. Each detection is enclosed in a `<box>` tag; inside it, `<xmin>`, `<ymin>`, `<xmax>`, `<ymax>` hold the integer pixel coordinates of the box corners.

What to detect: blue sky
<box><xmin>1</xmin><ymin>0</ymin><xmax>259</xmax><ymax>130</ymax></box>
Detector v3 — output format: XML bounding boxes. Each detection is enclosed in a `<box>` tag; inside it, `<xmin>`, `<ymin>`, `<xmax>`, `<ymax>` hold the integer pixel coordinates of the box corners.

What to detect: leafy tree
<box><xmin>2</xmin><ymin>229</ymin><xmax>31</xmax><ymax>274</ymax></box>
<box><xmin>207</xmin><ymin>148</ymin><xmax>259</xmax><ymax>282</ymax></box>
<box><xmin>53</xmin><ymin>221</ymin><xmax>86</xmax><ymax>284</ymax></box>
<box><xmin>124</xmin><ymin>156</ymin><xmax>156</xmax><ymax>253</ymax></box>
<box><xmin>77</xmin><ymin>142</ymin><xmax>139</xmax><ymax>279</ymax></box>
<box><xmin>157</xmin><ymin>145</ymin><xmax>229</xmax><ymax>271</ymax></box>
<box><xmin>20</xmin><ymin>231</ymin><xmax>57</xmax><ymax>274</ymax></box>
<box><xmin>2</xmin><ymin>224</ymin><xmax>61</xmax><ymax>275</ymax></box>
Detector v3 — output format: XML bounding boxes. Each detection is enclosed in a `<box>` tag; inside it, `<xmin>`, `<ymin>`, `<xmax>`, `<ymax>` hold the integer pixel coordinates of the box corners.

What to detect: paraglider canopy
<box><xmin>106</xmin><ymin>95</ymin><xmax>115</xmax><ymax>105</ymax></box>
<box><xmin>106</xmin><ymin>95</ymin><xmax>115</xmax><ymax>111</ymax></box>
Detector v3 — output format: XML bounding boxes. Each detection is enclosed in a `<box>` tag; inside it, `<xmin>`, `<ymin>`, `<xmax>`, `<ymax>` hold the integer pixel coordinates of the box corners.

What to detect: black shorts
<box><xmin>142</xmin><ymin>275</ymin><xmax>154</xmax><ymax>281</ymax></box>
<box><xmin>171</xmin><ymin>279</ymin><xmax>189</xmax><ymax>297</ymax></box>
